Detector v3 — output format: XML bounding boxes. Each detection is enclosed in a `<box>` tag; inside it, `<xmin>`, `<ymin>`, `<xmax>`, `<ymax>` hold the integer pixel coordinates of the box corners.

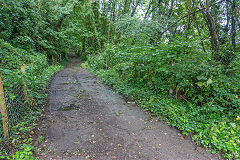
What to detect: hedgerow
<box><xmin>86</xmin><ymin>41</ymin><xmax>240</xmax><ymax>159</ymax></box>
<box><xmin>0</xmin><ymin>39</ymin><xmax>63</xmax><ymax>159</ymax></box>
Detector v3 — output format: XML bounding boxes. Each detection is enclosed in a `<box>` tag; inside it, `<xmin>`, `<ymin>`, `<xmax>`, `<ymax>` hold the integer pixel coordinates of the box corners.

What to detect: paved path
<box><xmin>36</xmin><ymin>56</ymin><xmax>220</xmax><ymax>160</ymax></box>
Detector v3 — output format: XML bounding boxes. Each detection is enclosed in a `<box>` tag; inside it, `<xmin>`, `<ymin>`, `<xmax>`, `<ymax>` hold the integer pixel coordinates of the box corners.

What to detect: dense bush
<box><xmin>0</xmin><ymin>0</ymin><xmax>69</xmax><ymax>62</ymax></box>
<box><xmin>0</xmin><ymin>0</ymin><xmax>70</xmax><ymax>158</ymax></box>
<box><xmin>87</xmin><ymin>40</ymin><xmax>240</xmax><ymax>159</ymax></box>
<box><xmin>0</xmin><ymin>39</ymin><xmax>62</xmax><ymax>158</ymax></box>
<box><xmin>89</xmin><ymin>39</ymin><xmax>240</xmax><ymax>110</ymax></box>
<box><xmin>0</xmin><ymin>38</ymin><xmax>62</xmax><ymax>101</ymax></box>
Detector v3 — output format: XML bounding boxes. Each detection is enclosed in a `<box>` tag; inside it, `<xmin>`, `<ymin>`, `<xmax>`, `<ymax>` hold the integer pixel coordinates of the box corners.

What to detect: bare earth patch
<box><xmin>35</xmin><ymin>56</ymin><xmax>222</xmax><ymax>160</ymax></box>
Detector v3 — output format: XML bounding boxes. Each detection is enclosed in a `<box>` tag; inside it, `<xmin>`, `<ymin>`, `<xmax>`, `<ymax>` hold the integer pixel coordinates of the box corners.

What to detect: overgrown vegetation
<box><xmin>0</xmin><ymin>0</ymin><xmax>65</xmax><ymax>158</ymax></box>
<box><xmin>83</xmin><ymin>0</ymin><xmax>239</xmax><ymax>159</ymax></box>
<box><xmin>0</xmin><ymin>0</ymin><xmax>239</xmax><ymax>159</ymax></box>
<box><xmin>86</xmin><ymin>41</ymin><xmax>240</xmax><ymax>159</ymax></box>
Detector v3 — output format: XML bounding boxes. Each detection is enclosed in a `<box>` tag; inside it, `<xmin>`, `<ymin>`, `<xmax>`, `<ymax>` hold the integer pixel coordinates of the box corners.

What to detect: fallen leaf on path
<box><xmin>127</xmin><ymin>101</ymin><xmax>135</xmax><ymax>104</ymax></box>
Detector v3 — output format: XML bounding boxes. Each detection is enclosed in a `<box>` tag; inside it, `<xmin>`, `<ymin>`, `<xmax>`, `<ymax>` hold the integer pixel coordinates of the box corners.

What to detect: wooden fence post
<box><xmin>20</xmin><ymin>64</ymin><xmax>29</xmax><ymax>102</ymax></box>
<box><xmin>20</xmin><ymin>64</ymin><xmax>36</xmax><ymax>106</ymax></box>
<box><xmin>0</xmin><ymin>74</ymin><xmax>9</xmax><ymax>140</ymax></box>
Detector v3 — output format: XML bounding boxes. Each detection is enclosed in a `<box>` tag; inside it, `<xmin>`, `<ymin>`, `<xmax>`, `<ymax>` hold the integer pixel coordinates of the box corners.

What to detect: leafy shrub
<box><xmin>0</xmin><ymin>39</ymin><xmax>63</xmax><ymax>158</ymax></box>
<box><xmin>89</xmin><ymin>39</ymin><xmax>240</xmax><ymax>111</ymax></box>
<box><xmin>0</xmin><ymin>0</ymin><xmax>67</xmax><ymax>158</ymax></box>
<box><xmin>87</xmin><ymin>39</ymin><xmax>240</xmax><ymax>159</ymax></box>
<box><xmin>12</xmin><ymin>144</ymin><xmax>37</xmax><ymax>160</ymax></box>
<box><xmin>0</xmin><ymin>0</ymin><xmax>69</xmax><ymax>61</ymax></box>
<box><xmin>0</xmin><ymin>39</ymin><xmax>62</xmax><ymax>103</ymax></box>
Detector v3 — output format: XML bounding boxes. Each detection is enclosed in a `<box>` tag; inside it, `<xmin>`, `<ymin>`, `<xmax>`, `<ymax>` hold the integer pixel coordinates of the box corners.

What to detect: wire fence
<box><xmin>0</xmin><ymin>65</ymin><xmax>31</xmax><ymax>152</ymax></box>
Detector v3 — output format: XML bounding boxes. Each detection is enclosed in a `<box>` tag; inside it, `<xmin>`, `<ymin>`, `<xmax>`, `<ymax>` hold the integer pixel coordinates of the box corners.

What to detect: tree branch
<box><xmin>160</xmin><ymin>0</ymin><xmax>225</xmax><ymax>36</ymax></box>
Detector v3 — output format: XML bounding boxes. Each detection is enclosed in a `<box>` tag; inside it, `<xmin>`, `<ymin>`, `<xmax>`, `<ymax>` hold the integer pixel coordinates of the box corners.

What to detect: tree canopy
<box><xmin>0</xmin><ymin>0</ymin><xmax>239</xmax><ymax>159</ymax></box>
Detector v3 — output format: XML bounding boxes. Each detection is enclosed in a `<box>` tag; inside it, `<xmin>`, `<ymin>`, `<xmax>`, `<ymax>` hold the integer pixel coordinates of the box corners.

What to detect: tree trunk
<box><xmin>169</xmin><ymin>0</ymin><xmax>174</xmax><ymax>16</ymax></box>
<box><xmin>193</xmin><ymin>14</ymin><xmax>206</xmax><ymax>52</ymax></box>
<box><xmin>231</xmin><ymin>0</ymin><xmax>236</xmax><ymax>50</ymax></box>
<box><xmin>108</xmin><ymin>12</ymin><xmax>114</xmax><ymax>43</ymax></box>
<box><xmin>131</xmin><ymin>0</ymin><xmax>141</xmax><ymax>17</ymax></box>
<box><xmin>203</xmin><ymin>0</ymin><xmax>220</xmax><ymax>60</ymax></box>
<box><xmin>186</xmin><ymin>0</ymin><xmax>193</xmax><ymax>30</ymax></box>
<box><xmin>144</xmin><ymin>0</ymin><xmax>152</xmax><ymax>19</ymax></box>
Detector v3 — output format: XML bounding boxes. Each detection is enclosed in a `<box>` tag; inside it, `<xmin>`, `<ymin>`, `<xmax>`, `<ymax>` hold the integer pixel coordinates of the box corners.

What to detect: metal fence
<box><xmin>0</xmin><ymin>65</ymin><xmax>30</xmax><ymax>152</ymax></box>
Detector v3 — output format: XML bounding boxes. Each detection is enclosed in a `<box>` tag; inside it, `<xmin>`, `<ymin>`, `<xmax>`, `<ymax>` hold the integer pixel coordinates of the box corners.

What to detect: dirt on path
<box><xmin>36</xmin><ymin>56</ymin><xmax>221</xmax><ymax>160</ymax></box>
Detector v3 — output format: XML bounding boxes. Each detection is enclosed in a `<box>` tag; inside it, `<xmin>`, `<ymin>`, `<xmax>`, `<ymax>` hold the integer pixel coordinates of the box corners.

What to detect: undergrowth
<box><xmin>0</xmin><ymin>39</ymin><xmax>63</xmax><ymax>159</ymax></box>
<box><xmin>85</xmin><ymin>42</ymin><xmax>240</xmax><ymax>159</ymax></box>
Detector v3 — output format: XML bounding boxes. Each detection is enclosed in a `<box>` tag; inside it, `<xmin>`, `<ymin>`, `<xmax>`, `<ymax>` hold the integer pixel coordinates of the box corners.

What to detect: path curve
<box><xmin>36</xmin><ymin>56</ymin><xmax>220</xmax><ymax>160</ymax></box>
